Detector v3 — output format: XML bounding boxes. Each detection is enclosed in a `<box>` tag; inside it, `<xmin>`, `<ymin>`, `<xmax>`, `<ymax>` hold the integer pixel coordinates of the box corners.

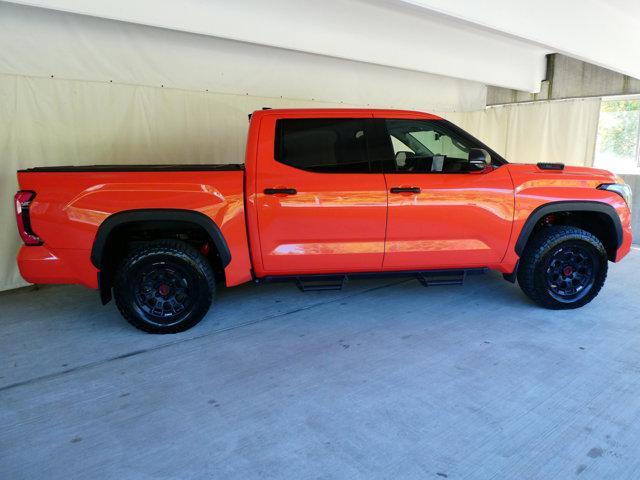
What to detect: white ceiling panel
<box><xmin>0</xmin><ymin>2</ymin><xmax>487</xmax><ymax>111</ymax></box>
<box><xmin>3</xmin><ymin>0</ymin><xmax>550</xmax><ymax>92</ymax></box>
<box><xmin>398</xmin><ymin>0</ymin><xmax>640</xmax><ymax>80</ymax></box>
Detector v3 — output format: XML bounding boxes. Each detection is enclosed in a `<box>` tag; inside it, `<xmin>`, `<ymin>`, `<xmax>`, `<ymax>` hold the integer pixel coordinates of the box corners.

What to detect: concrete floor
<box><xmin>2</xmin><ymin>250</ymin><xmax>640</xmax><ymax>479</ymax></box>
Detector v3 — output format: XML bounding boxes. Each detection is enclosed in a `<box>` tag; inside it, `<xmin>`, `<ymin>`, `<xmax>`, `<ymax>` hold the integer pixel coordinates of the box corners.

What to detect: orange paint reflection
<box><xmin>386</xmin><ymin>239</ymin><xmax>490</xmax><ymax>253</ymax></box>
<box><xmin>273</xmin><ymin>241</ymin><xmax>384</xmax><ymax>256</ymax></box>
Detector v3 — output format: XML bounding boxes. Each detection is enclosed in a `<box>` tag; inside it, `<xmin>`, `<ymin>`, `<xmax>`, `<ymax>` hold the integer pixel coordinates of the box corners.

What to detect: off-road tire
<box><xmin>114</xmin><ymin>240</ymin><xmax>215</xmax><ymax>333</ymax></box>
<box><xmin>517</xmin><ymin>226</ymin><xmax>608</xmax><ymax>309</ymax></box>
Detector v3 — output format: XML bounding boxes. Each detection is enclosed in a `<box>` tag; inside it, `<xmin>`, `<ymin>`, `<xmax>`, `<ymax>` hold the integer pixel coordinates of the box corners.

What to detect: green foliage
<box><xmin>601</xmin><ymin>100</ymin><xmax>640</xmax><ymax>112</ymax></box>
<box><xmin>598</xmin><ymin>100</ymin><xmax>640</xmax><ymax>158</ymax></box>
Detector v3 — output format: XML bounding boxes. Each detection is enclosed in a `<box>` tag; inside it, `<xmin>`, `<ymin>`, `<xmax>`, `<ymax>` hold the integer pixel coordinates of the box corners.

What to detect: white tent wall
<box><xmin>0</xmin><ymin>75</ymin><xmax>603</xmax><ymax>292</ymax></box>
<box><xmin>0</xmin><ymin>74</ymin><xmax>365</xmax><ymax>291</ymax></box>
<box><xmin>447</xmin><ymin>98</ymin><xmax>602</xmax><ymax>167</ymax></box>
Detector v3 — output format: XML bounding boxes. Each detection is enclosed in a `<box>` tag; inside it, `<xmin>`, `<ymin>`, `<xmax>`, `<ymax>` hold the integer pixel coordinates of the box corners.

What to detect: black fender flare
<box><xmin>90</xmin><ymin>209</ymin><xmax>232</xmax><ymax>269</ymax></box>
<box><xmin>514</xmin><ymin>200</ymin><xmax>623</xmax><ymax>256</ymax></box>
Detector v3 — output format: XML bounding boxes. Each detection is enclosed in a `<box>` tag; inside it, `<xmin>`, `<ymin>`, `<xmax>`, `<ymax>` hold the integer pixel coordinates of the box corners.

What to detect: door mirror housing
<box><xmin>394</xmin><ymin>151</ymin><xmax>414</xmax><ymax>168</ymax></box>
<box><xmin>468</xmin><ymin>148</ymin><xmax>491</xmax><ymax>170</ymax></box>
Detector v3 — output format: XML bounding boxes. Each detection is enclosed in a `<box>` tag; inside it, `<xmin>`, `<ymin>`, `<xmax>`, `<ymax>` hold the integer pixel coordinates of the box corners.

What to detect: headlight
<box><xmin>598</xmin><ymin>183</ymin><xmax>633</xmax><ymax>211</ymax></box>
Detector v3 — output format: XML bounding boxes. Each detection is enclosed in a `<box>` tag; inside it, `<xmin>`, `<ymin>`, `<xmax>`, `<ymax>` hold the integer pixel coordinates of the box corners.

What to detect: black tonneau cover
<box><xmin>18</xmin><ymin>164</ymin><xmax>244</xmax><ymax>173</ymax></box>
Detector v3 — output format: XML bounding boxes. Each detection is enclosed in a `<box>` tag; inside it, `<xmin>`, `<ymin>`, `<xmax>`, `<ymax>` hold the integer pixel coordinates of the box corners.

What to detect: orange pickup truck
<box><xmin>15</xmin><ymin>108</ymin><xmax>633</xmax><ymax>333</ymax></box>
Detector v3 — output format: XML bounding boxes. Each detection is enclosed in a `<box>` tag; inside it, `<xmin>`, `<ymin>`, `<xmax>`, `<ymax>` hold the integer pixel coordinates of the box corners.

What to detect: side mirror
<box><xmin>468</xmin><ymin>148</ymin><xmax>491</xmax><ymax>170</ymax></box>
<box><xmin>394</xmin><ymin>151</ymin><xmax>413</xmax><ymax>167</ymax></box>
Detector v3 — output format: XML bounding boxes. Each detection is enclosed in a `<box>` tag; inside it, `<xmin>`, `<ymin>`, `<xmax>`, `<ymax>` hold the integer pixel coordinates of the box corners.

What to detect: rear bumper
<box><xmin>18</xmin><ymin>246</ymin><xmax>98</xmax><ymax>288</ymax></box>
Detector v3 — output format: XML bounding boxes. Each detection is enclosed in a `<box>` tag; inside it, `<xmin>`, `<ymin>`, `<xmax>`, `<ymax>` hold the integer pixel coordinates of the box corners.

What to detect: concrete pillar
<box><xmin>487</xmin><ymin>54</ymin><xmax>640</xmax><ymax>106</ymax></box>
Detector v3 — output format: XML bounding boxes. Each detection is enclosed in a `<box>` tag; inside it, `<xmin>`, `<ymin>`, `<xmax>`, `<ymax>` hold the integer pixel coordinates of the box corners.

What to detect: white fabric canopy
<box><xmin>0</xmin><ymin>74</ymin><xmax>367</xmax><ymax>291</ymax></box>
<box><xmin>397</xmin><ymin>0</ymin><xmax>640</xmax><ymax>80</ymax></box>
<box><xmin>0</xmin><ymin>2</ymin><xmax>486</xmax><ymax>113</ymax></box>
<box><xmin>3</xmin><ymin>0</ymin><xmax>549</xmax><ymax>92</ymax></box>
<box><xmin>448</xmin><ymin>99</ymin><xmax>601</xmax><ymax>167</ymax></box>
<box><xmin>0</xmin><ymin>74</ymin><xmax>602</xmax><ymax>291</ymax></box>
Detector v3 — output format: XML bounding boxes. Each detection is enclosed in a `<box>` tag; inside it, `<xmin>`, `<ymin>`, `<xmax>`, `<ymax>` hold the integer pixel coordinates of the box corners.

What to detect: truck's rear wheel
<box><xmin>114</xmin><ymin>240</ymin><xmax>215</xmax><ymax>333</ymax></box>
<box><xmin>517</xmin><ymin>226</ymin><xmax>608</xmax><ymax>309</ymax></box>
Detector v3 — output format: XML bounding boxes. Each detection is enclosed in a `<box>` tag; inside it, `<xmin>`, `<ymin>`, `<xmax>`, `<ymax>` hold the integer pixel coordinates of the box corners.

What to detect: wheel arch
<box><xmin>514</xmin><ymin>201</ymin><xmax>622</xmax><ymax>261</ymax></box>
<box><xmin>92</xmin><ymin>209</ymin><xmax>231</xmax><ymax>304</ymax></box>
<box><xmin>91</xmin><ymin>209</ymin><xmax>231</xmax><ymax>269</ymax></box>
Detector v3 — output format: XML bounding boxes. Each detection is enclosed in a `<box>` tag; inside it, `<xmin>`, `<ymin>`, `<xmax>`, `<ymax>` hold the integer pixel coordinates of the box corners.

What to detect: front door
<box><xmin>255</xmin><ymin>114</ymin><xmax>388</xmax><ymax>275</ymax></box>
<box><xmin>377</xmin><ymin>115</ymin><xmax>514</xmax><ymax>270</ymax></box>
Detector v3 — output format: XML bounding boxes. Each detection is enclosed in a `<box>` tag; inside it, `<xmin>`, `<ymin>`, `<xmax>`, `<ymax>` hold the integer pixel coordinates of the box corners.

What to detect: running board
<box><xmin>295</xmin><ymin>275</ymin><xmax>348</xmax><ymax>292</ymax></box>
<box><xmin>417</xmin><ymin>270</ymin><xmax>466</xmax><ymax>287</ymax></box>
<box><xmin>256</xmin><ymin>268</ymin><xmax>487</xmax><ymax>291</ymax></box>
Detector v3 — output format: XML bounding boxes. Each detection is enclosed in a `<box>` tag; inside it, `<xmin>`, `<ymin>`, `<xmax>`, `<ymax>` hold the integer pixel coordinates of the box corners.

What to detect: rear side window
<box><xmin>275</xmin><ymin>118</ymin><xmax>370</xmax><ymax>173</ymax></box>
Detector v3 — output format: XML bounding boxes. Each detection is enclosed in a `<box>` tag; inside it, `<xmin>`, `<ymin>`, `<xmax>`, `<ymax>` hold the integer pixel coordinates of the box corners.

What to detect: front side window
<box><xmin>275</xmin><ymin>118</ymin><xmax>370</xmax><ymax>173</ymax></box>
<box><xmin>385</xmin><ymin>119</ymin><xmax>477</xmax><ymax>173</ymax></box>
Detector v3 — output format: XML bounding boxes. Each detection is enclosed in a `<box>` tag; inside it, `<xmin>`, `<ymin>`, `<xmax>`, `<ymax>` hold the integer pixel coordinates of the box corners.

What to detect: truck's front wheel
<box><xmin>517</xmin><ymin>226</ymin><xmax>608</xmax><ymax>309</ymax></box>
<box><xmin>114</xmin><ymin>240</ymin><xmax>215</xmax><ymax>333</ymax></box>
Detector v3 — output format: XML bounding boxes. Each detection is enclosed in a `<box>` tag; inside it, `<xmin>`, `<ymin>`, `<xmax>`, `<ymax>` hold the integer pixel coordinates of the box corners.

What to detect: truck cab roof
<box><xmin>250</xmin><ymin>108</ymin><xmax>443</xmax><ymax>120</ymax></box>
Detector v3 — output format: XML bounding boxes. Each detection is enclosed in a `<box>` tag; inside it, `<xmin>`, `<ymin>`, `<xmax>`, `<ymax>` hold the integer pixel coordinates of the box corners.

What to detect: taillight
<box><xmin>14</xmin><ymin>190</ymin><xmax>42</xmax><ymax>246</ymax></box>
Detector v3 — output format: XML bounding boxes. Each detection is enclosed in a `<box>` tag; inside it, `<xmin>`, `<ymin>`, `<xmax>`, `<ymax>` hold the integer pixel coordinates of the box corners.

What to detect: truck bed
<box><xmin>16</xmin><ymin>165</ymin><xmax>252</xmax><ymax>289</ymax></box>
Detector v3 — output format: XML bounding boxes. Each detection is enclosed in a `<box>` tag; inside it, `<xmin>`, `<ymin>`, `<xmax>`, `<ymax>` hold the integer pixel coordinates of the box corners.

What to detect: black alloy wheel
<box><xmin>517</xmin><ymin>226</ymin><xmax>608</xmax><ymax>310</ymax></box>
<box><xmin>114</xmin><ymin>240</ymin><xmax>215</xmax><ymax>333</ymax></box>
<box><xmin>133</xmin><ymin>263</ymin><xmax>197</xmax><ymax>325</ymax></box>
<box><xmin>544</xmin><ymin>243</ymin><xmax>597</xmax><ymax>303</ymax></box>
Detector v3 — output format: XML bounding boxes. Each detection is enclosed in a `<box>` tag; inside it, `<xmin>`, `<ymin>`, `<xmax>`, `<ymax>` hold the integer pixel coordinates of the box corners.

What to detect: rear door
<box><xmin>254</xmin><ymin>113</ymin><xmax>388</xmax><ymax>275</ymax></box>
<box><xmin>376</xmin><ymin>114</ymin><xmax>514</xmax><ymax>270</ymax></box>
